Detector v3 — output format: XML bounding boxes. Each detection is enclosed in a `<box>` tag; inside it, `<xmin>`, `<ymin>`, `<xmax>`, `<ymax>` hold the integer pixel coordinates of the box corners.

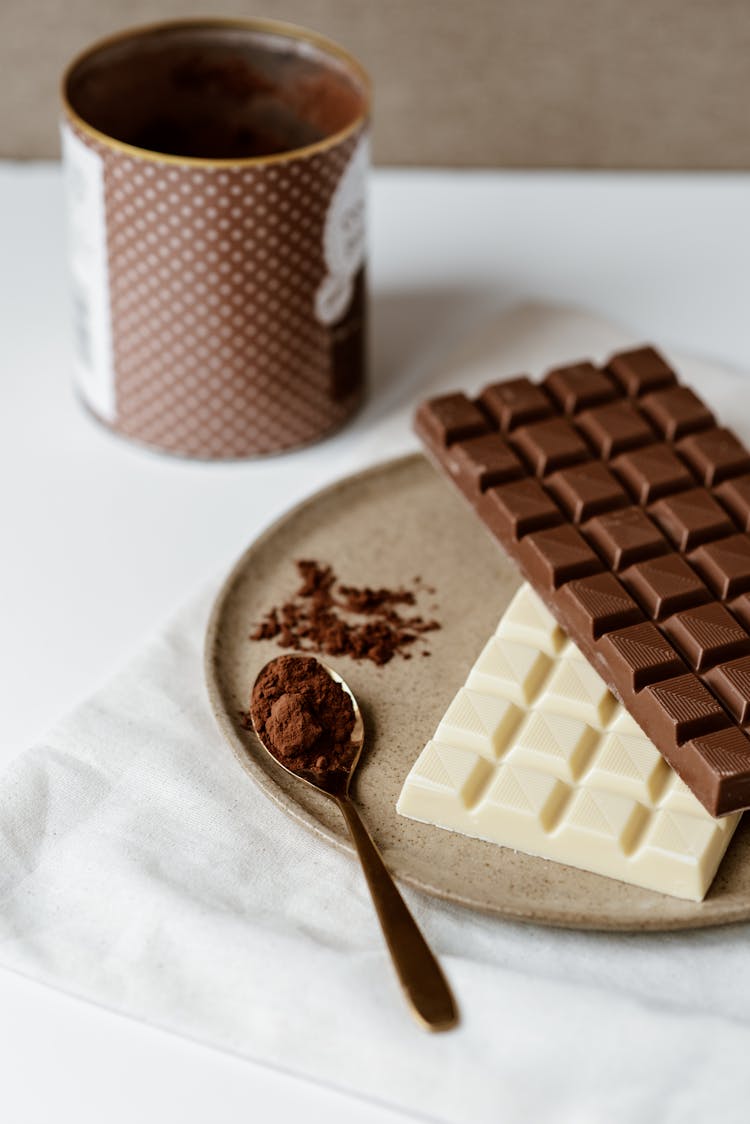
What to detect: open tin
<box><xmin>61</xmin><ymin>19</ymin><xmax>370</xmax><ymax>458</ymax></box>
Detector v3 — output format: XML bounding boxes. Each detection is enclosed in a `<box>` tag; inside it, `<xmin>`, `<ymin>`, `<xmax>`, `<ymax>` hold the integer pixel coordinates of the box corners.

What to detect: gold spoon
<box><xmin>250</xmin><ymin>657</ymin><xmax>459</xmax><ymax>1032</ymax></box>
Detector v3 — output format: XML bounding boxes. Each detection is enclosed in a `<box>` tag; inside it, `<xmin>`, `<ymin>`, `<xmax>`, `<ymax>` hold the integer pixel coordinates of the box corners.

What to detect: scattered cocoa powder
<box><xmin>245</xmin><ymin>654</ymin><xmax>356</xmax><ymax>776</ymax></box>
<box><xmin>249</xmin><ymin>560</ymin><xmax>440</xmax><ymax>665</ymax></box>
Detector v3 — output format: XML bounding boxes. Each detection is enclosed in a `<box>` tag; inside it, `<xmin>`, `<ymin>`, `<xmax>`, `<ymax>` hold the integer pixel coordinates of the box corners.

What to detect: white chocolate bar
<box><xmin>397</xmin><ymin>583</ymin><xmax>741</xmax><ymax>901</ymax></box>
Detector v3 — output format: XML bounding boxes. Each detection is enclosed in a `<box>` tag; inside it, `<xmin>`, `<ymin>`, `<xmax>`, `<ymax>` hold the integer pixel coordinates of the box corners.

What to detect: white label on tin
<box><xmin>61</xmin><ymin>122</ymin><xmax>116</xmax><ymax>421</ymax></box>
<box><xmin>315</xmin><ymin>133</ymin><xmax>368</xmax><ymax>327</ymax></box>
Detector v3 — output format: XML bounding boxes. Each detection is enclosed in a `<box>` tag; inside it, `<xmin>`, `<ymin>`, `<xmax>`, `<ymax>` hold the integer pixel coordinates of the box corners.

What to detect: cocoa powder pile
<box><xmin>247</xmin><ymin>654</ymin><xmax>356</xmax><ymax>776</ymax></box>
<box><xmin>250</xmin><ymin>560</ymin><xmax>439</xmax><ymax>665</ymax></box>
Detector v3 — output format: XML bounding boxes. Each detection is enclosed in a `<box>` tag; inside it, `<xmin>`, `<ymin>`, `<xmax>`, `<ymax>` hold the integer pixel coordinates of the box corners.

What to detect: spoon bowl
<box><xmin>250</xmin><ymin>654</ymin><xmax>459</xmax><ymax>1032</ymax></box>
<box><xmin>274</xmin><ymin>663</ymin><xmax>365</xmax><ymax>797</ymax></box>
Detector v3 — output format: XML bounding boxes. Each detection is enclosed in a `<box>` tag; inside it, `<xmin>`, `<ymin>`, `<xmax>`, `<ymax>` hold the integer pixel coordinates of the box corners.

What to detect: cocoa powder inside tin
<box><xmin>250</xmin><ymin>560</ymin><xmax>440</xmax><ymax>665</ymax></box>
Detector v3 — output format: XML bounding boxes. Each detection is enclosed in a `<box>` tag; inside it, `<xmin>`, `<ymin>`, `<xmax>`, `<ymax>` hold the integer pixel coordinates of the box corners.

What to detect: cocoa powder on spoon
<box><xmin>246</xmin><ymin>654</ymin><xmax>356</xmax><ymax>775</ymax></box>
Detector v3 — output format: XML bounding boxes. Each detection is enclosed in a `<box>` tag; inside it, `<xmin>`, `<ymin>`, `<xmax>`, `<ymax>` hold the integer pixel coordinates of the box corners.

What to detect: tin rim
<box><xmin>61</xmin><ymin>16</ymin><xmax>371</xmax><ymax>167</ymax></box>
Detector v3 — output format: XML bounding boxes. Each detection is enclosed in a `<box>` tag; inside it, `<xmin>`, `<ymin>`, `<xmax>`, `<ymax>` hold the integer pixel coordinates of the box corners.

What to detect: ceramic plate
<box><xmin>205</xmin><ymin>453</ymin><xmax>750</xmax><ymax>931</ymax></box>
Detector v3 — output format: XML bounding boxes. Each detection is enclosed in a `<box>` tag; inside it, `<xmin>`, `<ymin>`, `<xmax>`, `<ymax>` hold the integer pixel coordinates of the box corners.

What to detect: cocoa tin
<box><xmin>61</xmin><ymin>19</ymin><xmax>370</xmax><ymax>458</ymax></box>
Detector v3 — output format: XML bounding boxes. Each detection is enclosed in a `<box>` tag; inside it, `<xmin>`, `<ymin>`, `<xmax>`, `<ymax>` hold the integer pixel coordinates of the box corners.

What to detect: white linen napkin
<box><xmin>3</xmin><ymin>304</ymin><xmax>750</xmax><ymax>1124</ymax></box>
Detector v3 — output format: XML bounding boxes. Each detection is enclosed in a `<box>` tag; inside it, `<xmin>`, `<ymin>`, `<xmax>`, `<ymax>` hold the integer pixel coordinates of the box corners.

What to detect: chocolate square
<box><xmin>663</xmin><ymin>602</ymin><xmax>750</xmax><ymax>671</ymax></box>
<box><xmin>611</xmin><ymin>443</ymin><xmax>694</xmax><ymax>504</ymax></box>
<box><xmin>642</xmin><ymin>674</ymin><xmax>729</xmax><ymax>745</ymax></box>
<box><xmin>620</xmin><ymin>553</ymin><xmax>712</xmax><ymax>620</ymax></box>
<box><xmin>545</xmin><ymin>462</ymin><xmax>629</xmax><ymax>523</ymax></box>
<box><xmin>415</xmin><ymin>393</ymin><xmax>490</xmax><ymax>447</ymax></box>
<box><xmin>606</xmin><ymin>346</ymin><xmax>678</xmax><ymax>397</ymax></box>
<box><xmin>640</xmin><ymin>386</ymin><xmax>715</xmax><ymax>441</ymax></box>
<box><xmin>676</xmin><ymin>427</ymin><xmax>750</xmax><ymax>488</ymax></box>
<box><xmin>704</xmin><ymin>657</ymin><xmax>750</xmax><ymax>723</ymax></box>
<box><xmin>482</xmin><ymin>478</ymin><xmax>563</xmax><ymax>540</ymax></box>
<box><xmin>479</xmin><ymin>377</ymin><xmax>554</xmax><ymax>432</ymax></box>
<box><xmin>730</xmin><ymin>593</ymin><xmax>750</xmax><ymax>630</ymax></box>
<box><xmin>648</xmin><ymin>488</ymin><xmax>734</xmax><ymax>551</ymax></box>
<box><xmin>519</xmin><ymin>524</ymin><xmax>603</xmax><ymax>589</ymax></box>
<box><xmin>582</xmin><ymin>507</ymin><xmax>670</xmax><ymax>570</ymax></box>
<box><xmin>575</xmin><ymin>401</ymin><xmax>656</xmax><ymax>459</ymax></box>
<box><xmin>599</xmin><ymin>621</ymin><xmax>686</xmax><ymax>691</ymax></box>
<box><xmin>557</xmin><ymin>572</ymin><xmax>643</xmax><ymax>641</ymax></box>
<box><xmin>714</xmin><ymin>473</ymin><xmax>750</xmax><ymax>532</ymax></box>
<box><xmin>448</xmin><ymin>433</ymin><xmax>525</xmax><ymax>493</ymax></box>
<box><xmin>543</xmin><ymin>361</ymin><xmax>618</xmax><ymax>415</ymax></box>
<box><xmin>511</xmin><ymin>418</ymin><xmax>591</xmax><ymax>476</ymax></box>
<box><xmin>688</xmin><ymin>534</ymin><xmax>750</xmax><ymax>600</ymax></box>
<box><xmin>680</xmin><ymin>728</ymin><xmax>750</xmax><ymax>816</ymax></box>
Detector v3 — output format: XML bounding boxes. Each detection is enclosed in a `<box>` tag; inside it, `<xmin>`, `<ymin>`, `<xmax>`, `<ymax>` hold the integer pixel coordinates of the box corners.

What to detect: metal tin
<box><xmin>61</xmin><ymin>19</ymin><xmax>370</xmax><ymax>458</ymax></box>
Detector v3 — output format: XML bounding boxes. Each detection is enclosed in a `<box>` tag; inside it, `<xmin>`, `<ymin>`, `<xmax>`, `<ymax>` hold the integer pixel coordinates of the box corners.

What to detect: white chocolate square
<box><xmin>585</xmin><ymin>731</ymin><xmax>670</xmax><ymax>804</ymax></box>
<box><xmin>562</xmin><ymin>788</ymin><xmax>647</xmax><ymax>854</ymax></box>
<box><xmin>467</xmin><ymin>637</ymin><xmax>549</xmax><ymax>706</ymax></box>
<box><xmin>608</xmin><ymin>708</ymin><xmax>646</xmax><ymax>737</ymax></box>
<box><xmin>506</xmin><ymin>710</ymin><xmax>595</xmax><ymax>781</ymax></box>
<box><xmin>476</xmin><ymin>765</ymin><xmax>568</xmax><ymax>833</ymax></box>
<box><xmin>397</xmin><ymin>583</ymin><xmax>741</xmax><ymax>901</ymax></box>
<box><xmin>436</xmin><ymin>689</ymin><xmax>520</xmax><ymax>761</ymax></box>
<box><xmin>403</xmin><ymin>740</ymin><xmax>491</xmax><ymax>809</ymax></box>
<box><xmin>537</xmin><ymin>659</ymin><xmax>616</xmax><ymax>728</ymax></box>
<box><xmin>496</xmin><ymin>584</ymin><xmax>565</xmax><ymax>656</ymax></box>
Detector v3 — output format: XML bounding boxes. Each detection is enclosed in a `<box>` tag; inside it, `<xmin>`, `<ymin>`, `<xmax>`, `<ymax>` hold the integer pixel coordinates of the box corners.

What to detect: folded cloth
<box><xmin>3</xmin><ymin>305</ymin><xmax>750</xmax><ymax>1124</ymax></box>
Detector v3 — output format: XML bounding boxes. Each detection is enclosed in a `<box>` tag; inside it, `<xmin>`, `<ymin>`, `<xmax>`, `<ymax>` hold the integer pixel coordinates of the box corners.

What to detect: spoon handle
<box><xmin>336</xmin><ymin>794</ymin><xmax>459</xmax><ymax>1032</ymax></box>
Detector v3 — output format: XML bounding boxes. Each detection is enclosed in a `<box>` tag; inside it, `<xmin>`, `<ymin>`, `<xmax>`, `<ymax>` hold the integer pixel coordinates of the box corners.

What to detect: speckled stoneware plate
<box><xmin>205</xmin><ymin>453</ymin><xmax>750</xmax><ymax>931</ymax></box>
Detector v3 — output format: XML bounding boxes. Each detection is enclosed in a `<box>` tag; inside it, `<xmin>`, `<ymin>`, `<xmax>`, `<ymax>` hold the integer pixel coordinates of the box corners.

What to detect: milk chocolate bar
<box><xmin>415</xmin><ymin>347</ymin><xmax>750</xmax><ymax>815</ymax></box>
<box><xmin>397</xmin><ymin>584</ymin><xmax>740</xmax><ymax>901</ymax></box>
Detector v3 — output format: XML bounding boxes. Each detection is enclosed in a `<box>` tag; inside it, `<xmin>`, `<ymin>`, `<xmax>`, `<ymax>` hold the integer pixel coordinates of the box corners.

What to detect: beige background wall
<box><xmin>4</xmin><ymin>0</ymin><xmax>750</xmax><ymax>167</ymax></box>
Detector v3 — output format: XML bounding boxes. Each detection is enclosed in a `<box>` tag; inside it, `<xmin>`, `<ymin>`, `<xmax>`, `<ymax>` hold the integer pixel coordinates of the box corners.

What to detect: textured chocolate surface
<box><xmin>607</xmin><ymin>347</ymin><xmax>678</xmax><ymax>396</ymax></box>
<box><xmin>620</xmin><ymin>553</ymin><xmax>711</xmax><ymax>620</ymax></box>
<box><xmin>599</xmin><ymin>622</ymin><xmax>685</xmax><ymax>692</ymax></box>
<box><xmin>480</xmin><ymin>376</ymin><xmax>554</xmax><ymax>431</ymax></box>
<box><xmin>663</xmin><ymin>603</ymin><xmax>750</xmax><ymax>672</ymax></box>
<box><xmin>705</xmin><ymin>657</ymin><xmax>750</xmax><ymax>723</ymax></box>
<box><xmin>715</xmin><ymin>474</ymin><xmax>750</xmax><ymax>531</ymax></box>
<box><xmin>612</xmin><ymin>443</ymin><xmax>694</xmax><ymax>504</ymax></box>
<box><xmin>689</xmin><ymin>534</ymin><xmax>750</xmax><ymax>600</ymax></box>
<box><xmin>546</xmin><ymin>462</ymin><xmax>629</xmax><ymax>522</ymax></box>
<box><xmin>484</xmin><ymin>478</ymin><xmax>563</xmax><ymax>539</ymax></box>
<box><xmin>414</xmin><ymin>345</ymin><xmax>750</xmax><ymax>815</ymax></box>
<box><xmin>448</xmin><ymin>433</ymin><xmax>525</xmax><ymax>492</ymax></box>
<box><xmin>648</xmin><ymin>488</ymin><xmax>734</xmax><ymax>552</ymax></box>
<box><xmin>512</xmin><ymin>417</ymin><xmax>591</xmax><ymax>475</ymax></box>
<box><xmin>558</xmin><ymin>572</ymin><xmax>643</xmax><ymax>641</ymax></box>
<box><xmin>582</xmin><ymin>507</ymin><xmax>670</xmax><ymax>571</ymax></box>
<box><xmin>543</xmin><ymin>361</ymin><xmax>618</xmax><ymax>414</ymax></box>
<box><xmin>677</xmin><ymin>428</ymin><xmax>750</xmax><ymax>487</ymax></box>
<box><xmin>420</xmin><ymin>393</ymin><xmax>488</xmax><ymax>446</ymax></box>
<box><xmin>577</xmin><ymin>400</ymin><xmax>656</xmax><ymax>458</ymax></box>
<box><xmin>640</xmin><ymin>386</ymin><xmax>715</xmax><ymax>441</ymax></box>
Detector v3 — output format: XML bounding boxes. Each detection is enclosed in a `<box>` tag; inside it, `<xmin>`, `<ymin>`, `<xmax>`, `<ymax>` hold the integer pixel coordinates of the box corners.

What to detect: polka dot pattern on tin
<box><xmin>70</xmin><ymin>123</ymin><xmax>367</xmax><ymax>458</ymax></box>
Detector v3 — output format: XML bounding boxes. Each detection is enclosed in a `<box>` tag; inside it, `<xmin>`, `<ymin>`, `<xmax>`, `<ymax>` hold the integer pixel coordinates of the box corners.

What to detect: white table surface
<box><xmin>2</xmin><ymin>163</ymin><xmax>750</xmax><ymax>1123</ymax></box>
